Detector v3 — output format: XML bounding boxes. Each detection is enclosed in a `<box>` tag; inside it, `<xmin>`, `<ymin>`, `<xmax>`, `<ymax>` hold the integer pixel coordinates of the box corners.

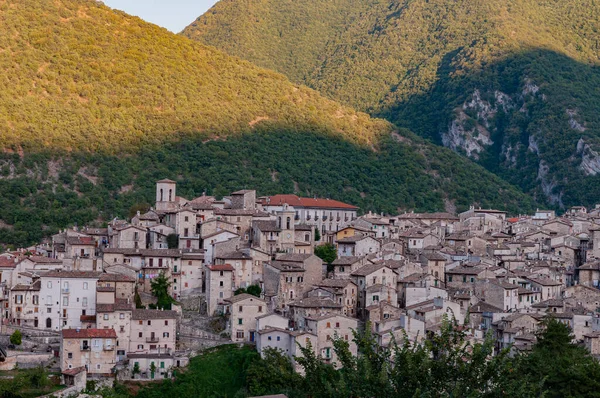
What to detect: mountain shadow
<box><xmin>380</xmin><ymin>49</ymin><xmax>600</xmax><ymax>208</ymax></box>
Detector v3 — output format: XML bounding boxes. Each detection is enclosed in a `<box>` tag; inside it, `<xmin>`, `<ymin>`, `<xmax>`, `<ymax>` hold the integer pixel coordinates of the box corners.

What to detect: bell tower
<box><xmin>156</xmin><ymin>179</ymin><xmax>176</xmax><ymax>211</ymax></box>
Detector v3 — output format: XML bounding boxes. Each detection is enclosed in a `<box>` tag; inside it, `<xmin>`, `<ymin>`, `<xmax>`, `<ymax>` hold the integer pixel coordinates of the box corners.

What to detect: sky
<box><xmin>101</xmin><ymin>0</ymin><xmax>220</xmax><ymax>33</ymax></box>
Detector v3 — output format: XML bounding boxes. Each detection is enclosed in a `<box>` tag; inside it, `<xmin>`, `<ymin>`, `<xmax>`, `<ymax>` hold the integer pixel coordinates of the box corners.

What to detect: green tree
<box><xmin>150</xmin><ymin>272</ymin><xmax>176</xmax><ymax>310</ymax></box>
<box><xmin>166</xmin><ymin>233</ymin><xmax>179</xmax><ymax>249</ymax></box>
<box><xmin>150</xmin><ymin>362</ymin><xmax>157</xmax><ymax>379</ymax></box>
<box><xmin>510</xmin><ymin>317</ymin><xmax>600</xmax><ymax>397</ymax></box>
<box><xmin>314</xmin><ymin>243</ymin><xmax>337</xmax><ymax>270</ymax></box>
<box><xmin>9</xmin><ymin>329</ymin><xmax>22</xmax><ymax>346</ymax></box>
<box><xmin>246</xmin><ymin>284</ymin><xmax>261</xmax><ymax>298</ymax></box>
<box><xmin>134</xmin><ymin>286</ymin><xmax>144</xmax><ymax>309</ymax></box>
<box><xmin>246</xmin><ymin>348</ymin><xmax>303</xmax><ymax>397</ymax></box>
<box><xmin>314</xmin><ymin>228</ymin><xmax>321</xmax><ymax>242</ymax></box>
<box><xmin>132</xmin><ymin>362</ymin><xmax>141</xmax><ymax>379</ymax></box>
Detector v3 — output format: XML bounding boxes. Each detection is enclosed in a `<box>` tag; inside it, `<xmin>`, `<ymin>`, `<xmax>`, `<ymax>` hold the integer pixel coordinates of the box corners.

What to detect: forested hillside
<box><xmin>185</xmin><ymin>0</ymin><xmax>600</xmax><ymax>207</ymax></box>
<box><xmin>0</xmin><ymin>0</ymin><xmax>538</xmax><ymax>246</ymax></box>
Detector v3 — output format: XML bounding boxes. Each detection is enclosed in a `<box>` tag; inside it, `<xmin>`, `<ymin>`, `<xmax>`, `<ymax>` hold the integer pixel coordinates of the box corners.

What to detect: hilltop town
<box><xmin>2</xmin><ymin>179</ymin><xmax>600</xmax><ymax>393</ymax></box>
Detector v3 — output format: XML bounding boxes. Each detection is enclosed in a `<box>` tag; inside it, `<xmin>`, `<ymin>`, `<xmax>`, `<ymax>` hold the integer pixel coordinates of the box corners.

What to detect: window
<box><xmin>184</xmin><ymin>216</ymin><xmax>189</xmax><ymax>222</ymax></box>
<box><xmin>104</xmin><ymin>314</ymin><xmax>109</xmax><ymax>320</ymax></box>
<box><xmin>14</xmin><ymin>295</ymin><xmax>22</xmax><ymax>304</ymax></box>
<box><xmin>120</xmin><ymin>326</ymin><xmax>125</xmax><ymax>332</ymax></box>
<box><xmin>83</xmin><ymin>282</ymin><xmax>88</xmax><ymax>290</ymax></box>
<box><xmin>236</xmin><ymin>331</ymin><xmax>244</xmax><ymax>339</ymax></box>
<box><xmin>164</xmin><ymin>320</ymin><xmax>168</xmax><ymax>326</ymax></box>
<box><xmin>163</xmin><ymin>332</ymin><xmax>169</xmax><ymax>338</ymax></box>
<box><xmin>120</xmin><ymin>313</ymin><xmax>124</xmax><ymax>319</ymax></box>
<box><xmin>335</xmin><ymin>322</ymin><xmax>340</xmax><ymax>328</ymax></box>
<box><xmin>277</xmin><ymin>336</ymin><xmax>281</xmax><ymax>341</ymax></box>
<box><xmin>97</xmin><ymin>364</ymin><xmax>101</xmax><ymax>370</ymax></box>
<box><xmin>47</xmin><ymin>282</ymin><xmax>52</xmax><ymax>288</ymax></box>
<box><xmin>139</xmin><ymin>332</ymin><xmax>143</xmax><ymax>338</ymax></box>
<box><xmin>219</xmin><ymin>271</ymin><xmax>224</xmax><ymax>277</ymax></box>
<box><xmin>219</xmin><ymin>281</ymin><xmax>224</xmax><ymax>287</ymax></box>
<box><xmin>238</xmin><ymin>318</ymin><xmax>243</xmax><ymax>325</ymax></box>
<box><xmin>47</xmin><ymin>307</ymin><xmax>52</xmax><ymax>313</ymax></box>
<box><xmin>63</xmin><ymin>297</ymin><xmax>68</xmax><ymax>306</ymax></box>
<box><xmin>219</xmin><ymin>292</ymin><xmax>223</xmax><ymax>298</ymax></box>
<box><xmin>448</xmin><ymin>276</ymin><xmax>453</xmax><ymax>282</ymax></box>
<box><xmin>258</xmin><ymin>306</ymin><xmax>263</xmax><ymax>313</ymax></box>
<box><xmin>139</xmin><ymin>320</ymin><xmax>143</xmax><ymax>325</ymax></box>
<box><xmin>326</xmin><ymin>322</ymin><xmax>331</xmax><ymax>328</ymax></box>
<box><xmin>238</xmin><ymin>305</ymin><xmax>243</xmax><ymax>312</ymax></box>
<box><xmin>68</xmin><ymin>353</ymin><xmax>73</xmax><ymax>359</ymax></box>
<box><xmin>137</xmin><ymin>345</ymin><xmax>144</xmax><ymax>350</ymax></box>
<box><xmin>147</xmin><ymin>320</ymin><xmax>151</xmax><ymax>326</ymax></box>
<box><xmin>268</xmin><ymin>336</ymin><xmax>272</xmax><ymax>341</ymax></box>
<box><xmin>160</xmin><ymin>362</ymin><xmax>165</xmax><ymax>369</ymax></box>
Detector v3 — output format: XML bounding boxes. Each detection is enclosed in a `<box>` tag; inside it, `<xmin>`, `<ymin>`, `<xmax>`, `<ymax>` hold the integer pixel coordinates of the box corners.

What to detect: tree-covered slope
<box><xmin>185</xmin><ymin>0</ymin><xmax>600</xmax><ymax>207</ymax></box>
<box><xmin>0</xmin><ymin>0</ymin><xmax>539</xmax><ymax>246</ymax></box>
<box><xmin>0</xmin><ymin>0</ymin><xmax>390</xmax><ymax>150</ymax></box>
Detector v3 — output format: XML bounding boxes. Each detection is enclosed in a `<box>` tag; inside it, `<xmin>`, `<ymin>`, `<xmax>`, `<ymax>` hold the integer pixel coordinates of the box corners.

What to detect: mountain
<box><xmin>184</xmin><ymin>0</ymin><xmax>600</xmax><ymax>207</ymax></box>
<box><xmin>0</xmin><ymin>0</ymin><xmax>537</xmax><ymax>246</ymax></box>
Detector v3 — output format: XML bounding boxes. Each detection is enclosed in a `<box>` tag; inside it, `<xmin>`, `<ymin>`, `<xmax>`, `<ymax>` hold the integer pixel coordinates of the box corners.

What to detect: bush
<box><xmin>10</xmin><ymin>330</ymin><xmax>22</xmax><ymax>346</ymax></box>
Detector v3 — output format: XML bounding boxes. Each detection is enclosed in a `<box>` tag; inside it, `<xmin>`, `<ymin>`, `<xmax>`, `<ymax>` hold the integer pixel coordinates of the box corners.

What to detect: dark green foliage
<box><xmin>314</xmin><ymin>227</ymin><xmax>321</xmax><ymax>242</ymax></box>
<box><xmin>246</xmin><ymin>284</ymin><xmax>262</xmax><ymax>297</ymax></box>
<box><xmin>10</xmin><ymin>329</ymin><xmax>22</xmax><ymax>346</ymax></box>
<box><xmin>134</xmin><ymin>286</ymin><xmax>144</xmax><ymax>309</ymax></box>
<box><xmin>246</xmin><ymin>348</ymin><xmax>303</xmax><ymax>397</ymax></box>
<box><xmin>509</xmin><ymin>317</ymin><xmax>600</xmax><ymax>398</ymax></box>
<box><xmin>0</xmin><ymin>131</ymin><xmax>538</xmax><ymax>246</ymax></box>
<box><xmin>314</xmin><ymin>243</ymin><xmax>337</xmax><ymax>271</ymax></box>
<box><xmin>235</xmin><ymin>284</ymin><xmax>262</xmax><ymax>298</ymax></box>
<box><xmin>166</xmin><ymin>234</ymin><xmax>179</xmax><ymax>249</ymax></box>
<box><xmin>135</xmin><ymin>345</ymin><xmax>260</xmax><ymax>398</ymax></box>
<box><xmin>0</xmin><ymin>367</ymin><xmax>57</xmax><ymax>398</ymax></box>
<box><xmin>150</xmin><ymin>272</ymin><xmax>175</xmax><ymax>310</ymax></box>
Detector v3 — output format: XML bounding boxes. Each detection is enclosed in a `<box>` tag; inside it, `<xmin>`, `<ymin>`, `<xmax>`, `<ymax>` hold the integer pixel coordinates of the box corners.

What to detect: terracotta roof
<box><xmin>351</xmin><ymin>263</ymin><xmax>389</xmax><ymax>277</ymax></box>
<box><xmin>0</xmin><ymin>257</ymin><xmax>17</xmax><ymax>268</ymax></box>
<box><xmin>99</xmin><ymin>273</ymin><xmax>135</xmax><ymax>283</ymax></box>
<box><xmin>332</xmin><ymin>256</ymin><xmax>362</xmax><ymax>266</ymax></box>
<box><xmin>269</xmin><ymin>261</ymin><xmax>305</xmax><ymax>272</ymax></box>
<box><xmin>132</xmin><ymin>309</ymin><xmax>178</xmax><ymax>320</ymax></box>
<box><xmin>96</xmin><ymin>299</ymin><xmax>133</xmax><ymax>312</ymax></box>
<box><xmin>252</xmin><ymin>220</ymin><xmax>280</xmax><ymax>233</ymax></box>
<box><xmin>289</xmin><ymin>297</ymin><xmax>342</xmax><ymax>308</ymax></box>
<box><xmin>337</xmin><ymin>234</ymin><xmax>372</xmax><ymax>243</ymax></box>
<box><xmin>225</xmin><ymin>293</ymin><xmax>265</xmax><ymax>304</ymax></box>
<box><xmin>215</xmin><ymin>251</ymin><xmax>252</xmax><ymax>260</ymax></box>
<box><xmin>62</xmin><ymin>366</ymin><xmax>86</xmax><ymax>376</ymax></box>
<box><xmin>318</xmin><ymin>279</ymin><xmax>356</xmax><ymax>288</ymax></box>
<box><xmin>397</xmin><ymin>212</ymin><xmax>458</xmax><ymax>220</ymax></box>
<box><xmin>80</xmin><ymin>315</ymin><xmax>96</xmax><ymax>322</ymax></box>
<box><xmin>62</xmin><ymin>328</ymin><xmax>117</xmax><ymax>339</ymax></box>
<box><xmin>264</xmin><ymin>194</ymin><xmax>358</xmax><ymax>210</ymax></box>
<box><xmin>66</xmin><ymin>236</ymin><xmax>95</xmax><ymax>245</ymax></box>
<box><xmin>275</xmin><ymin>253</ymin><xmax>314</xmax><ymax>263</ymax></box>
<box><xmin>40</xmin><ymin>270</ymin><xmax>102</xmax><ymax>279</ymax></box>
<box><xmin>206</xmin><ymin>264</ymin><xmax>234</xmax><ymax>272</ymax></box>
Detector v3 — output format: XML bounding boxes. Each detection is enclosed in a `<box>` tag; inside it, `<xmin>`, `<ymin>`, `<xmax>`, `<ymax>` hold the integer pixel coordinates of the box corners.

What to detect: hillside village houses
<box><xmin>4</xmin><ymin>178</ymin><xmax>600</xmax><ymax>385</ymax></box>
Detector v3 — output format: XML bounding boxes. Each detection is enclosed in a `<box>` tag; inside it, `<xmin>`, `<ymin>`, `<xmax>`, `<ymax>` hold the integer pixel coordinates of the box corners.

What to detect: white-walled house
<box><xmin>39</xmin><ymin>271</ymin><xmax>101</xmax><ymax>331</ymax></box>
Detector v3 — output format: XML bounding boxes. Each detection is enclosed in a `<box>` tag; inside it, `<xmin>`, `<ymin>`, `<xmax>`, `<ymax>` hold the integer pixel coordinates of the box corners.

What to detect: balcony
<box><xmin>62</xmin><ymin>288</ymin><xmax>70</xmax><ymax>294</ymax></box>
<box><xmin>146</xmin><ymin>337</ymin><xmax>159</xmax><ymax>343</ymax></box>
<box><xmin>323</xmin><ymin>216</ymin><xmax>328</xmax><ymax>221</ymax></box>
<box><xmin>81</xmin><ymin>346</ymin><xmax>90</xmax><ymax>351</ymax></box>
<box><xmin>103</xmin><ymin>346</ymin><xmax>115</xmax><ymax>351</ymax></box>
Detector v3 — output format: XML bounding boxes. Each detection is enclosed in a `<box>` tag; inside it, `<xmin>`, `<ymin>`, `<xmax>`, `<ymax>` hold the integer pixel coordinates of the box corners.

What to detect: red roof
<box><xmin>265</xmin><ymin>194</ymin><xmax>358</xmax><ymax>210</ymax></box>
<box><xmin>507</xmin><ymin>217</ymin><xmax>520</xmax><ymax>223</ymax></box>
<box><xmin>207</xmin><ymin>264</ymin><xmax>234</xmax><ymax>272</ymax></box>
<box><xmin>62</xmin><ymin>328</ymin><xmax>117</xmax><ymax>339</ymax></box>
<box><xmin>0</xmin><ymin>257</ymin><xmax>17</xmax><ymax>268</ymax></box>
